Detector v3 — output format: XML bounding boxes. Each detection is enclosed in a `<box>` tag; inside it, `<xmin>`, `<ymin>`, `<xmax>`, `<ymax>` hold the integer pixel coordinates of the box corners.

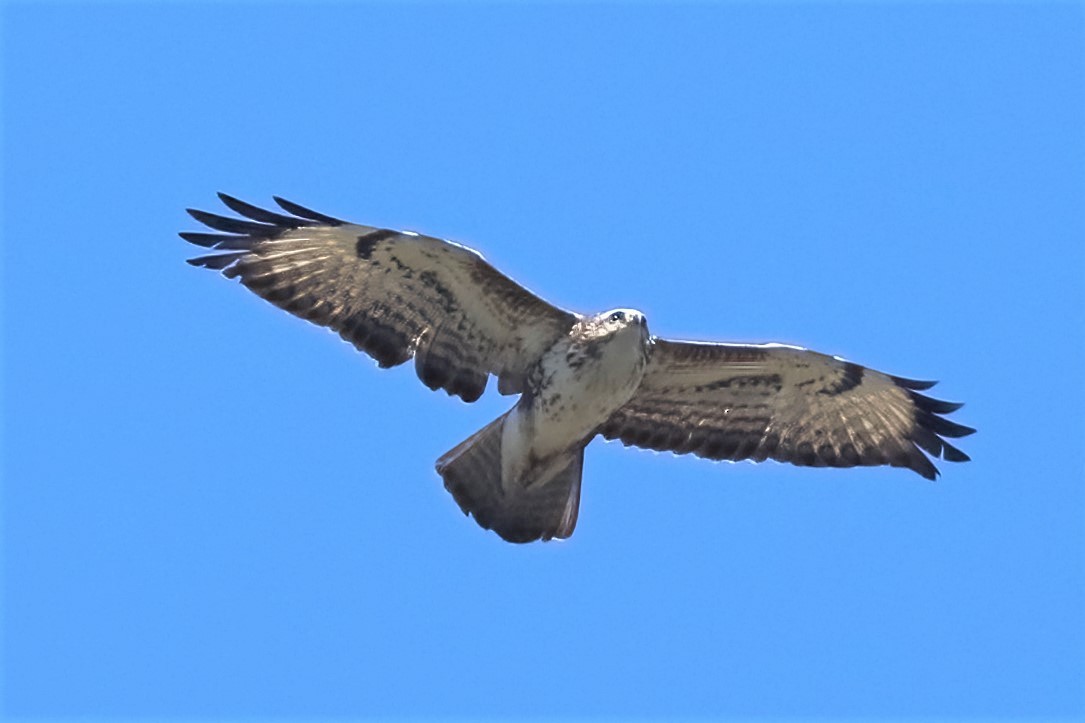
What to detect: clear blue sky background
<box><xmin>3</xmin><ymin>2</ymin><xmax>1083</xmax><ymax>720</ymax></box>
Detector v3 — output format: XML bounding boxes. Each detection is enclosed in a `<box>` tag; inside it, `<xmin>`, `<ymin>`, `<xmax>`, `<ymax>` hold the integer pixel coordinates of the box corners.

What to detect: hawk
<box><xmin>182</xmin><ymin>194</ymin><xmax>974</xmax><ymax>543</ymax></box>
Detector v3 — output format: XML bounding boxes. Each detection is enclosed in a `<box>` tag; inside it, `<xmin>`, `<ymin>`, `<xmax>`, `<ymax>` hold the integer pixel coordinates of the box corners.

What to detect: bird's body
<box><xmin>183</xmin><ymin>194</ymin><xmax>974</xmax><ymax>543</ymax></box>
<box><xmin>437</xmin><ymin>310</ymin><xmax>652</xmax><ymax>541</ymax></box>
<box><xmin>513</xmin><ymin>310</ymin><xmax>650</xmax><ymax>468</ymax></box>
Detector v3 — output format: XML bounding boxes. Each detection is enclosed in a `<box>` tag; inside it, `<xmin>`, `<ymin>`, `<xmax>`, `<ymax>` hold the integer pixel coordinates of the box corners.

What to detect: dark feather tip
<box><xmin>272</xmin><ymin>196</ymin><xmax>346</xmax><ymax>226</ymax></box>
<box><xmin>217</xmin><ymin>192</ymin><xmax>316</xmax><ymax>227</ymax></box>
<box><xmin>941</xmin><ymin>442</ymin><xmax>971</xmax><ymax>463</ymax></box>
<box><xmin>179</xmin><ymin>231</ymin><xmax>235</xmax><ymax>248</ymax></box>
<box><xmin>909</xmin><ymin>391</ymin><xmax>965</xmax><ymax>415</ymax></box>
<box><xmin>186</xmin><ymin>252</ymin><xmax>243</xmax><ymax>270</ymax></box>
<box><xmin>912</xmin><ymin>455</ymin><xmax>939</xmax><ymax>481</ymax></box>
<box><xmin>186</xmin><ymin>208</ymin><xmax>280</xmax><ymax>237</ymax></box>
<box><xmin>918</xmin><ymin>411</ymin><xmax>976</xmax><ymax>439</ymax></box>
<box><xmin>179</xmin><ymin>232</ymin><xmax>257</xmax><ymax>251</ymax></box>
<box><xmin>891</xmin><ymin>375</ymin><xmax>938</xmax><ymax>391</ymax></box>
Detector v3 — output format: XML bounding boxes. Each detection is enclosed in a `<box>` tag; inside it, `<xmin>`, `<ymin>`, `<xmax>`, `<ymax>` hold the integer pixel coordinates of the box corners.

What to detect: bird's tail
<box><xmin>435</xmin><ymin>414</ymin><xmax>584</xmax><ymax>543</ymax></box>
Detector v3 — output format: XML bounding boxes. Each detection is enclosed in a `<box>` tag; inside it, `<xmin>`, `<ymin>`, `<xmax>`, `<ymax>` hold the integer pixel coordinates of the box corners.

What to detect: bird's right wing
<box><xmin>183</xmin><ymin>194</ymin><xmax>577</xmax><ymax>401</ymax></box>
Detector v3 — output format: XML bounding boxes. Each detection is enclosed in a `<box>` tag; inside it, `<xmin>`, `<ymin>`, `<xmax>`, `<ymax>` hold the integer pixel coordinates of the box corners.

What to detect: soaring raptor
<box><xmin>182</xmin><ymin>194</ymin><xmax>974</xmax><ymax>543</ymax></box>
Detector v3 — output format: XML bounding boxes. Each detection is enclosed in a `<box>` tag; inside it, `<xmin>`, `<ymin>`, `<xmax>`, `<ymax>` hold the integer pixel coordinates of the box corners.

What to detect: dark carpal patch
<box><xmin>819</xmin><ymin>362</ymin><xmax>864</xmax><ymax>396</ymax></box>
<box><xmin>356</xmin><ymin>229</ymin><xmax>400</xmax><ymax>259</ymax></box>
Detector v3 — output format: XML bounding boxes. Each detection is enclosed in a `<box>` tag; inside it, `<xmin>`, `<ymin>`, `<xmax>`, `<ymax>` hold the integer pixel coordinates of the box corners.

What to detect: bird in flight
<box><xmin>182</xmin><ymin>194</ymin><xmax>974</xmax><ymax>543</ymax></box>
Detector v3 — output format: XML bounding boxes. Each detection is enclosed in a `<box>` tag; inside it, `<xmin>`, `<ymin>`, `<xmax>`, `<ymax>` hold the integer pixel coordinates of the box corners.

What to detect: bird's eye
<box><xmin>609</xmin><ymin>311</ymin><xmax>625</xmax><ymax>322</ymax></box>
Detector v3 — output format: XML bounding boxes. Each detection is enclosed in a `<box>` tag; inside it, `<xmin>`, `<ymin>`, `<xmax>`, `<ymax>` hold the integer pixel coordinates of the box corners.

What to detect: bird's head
<box><xmin>592</xmin><ymin>308</ymin><xmax>650</xmax><ymax>341</ymax></box>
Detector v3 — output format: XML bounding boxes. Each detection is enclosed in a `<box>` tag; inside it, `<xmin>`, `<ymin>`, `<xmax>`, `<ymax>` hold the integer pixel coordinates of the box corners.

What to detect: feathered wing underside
<box><xmin>182</xmin><ymin>194</ymin><xmax>577</xmax><ymax>401</ymax></box>
<box><xmin>600</xmin><ymin>340</ymin><xmax>974</xmax><ymax>480</ymax></box>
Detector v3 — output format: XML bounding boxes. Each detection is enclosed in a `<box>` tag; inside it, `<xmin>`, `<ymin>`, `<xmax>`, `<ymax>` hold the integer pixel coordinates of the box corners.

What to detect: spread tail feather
<box><xmin>435</xmin><ymin>414</ymin><xmax>584</xmax><ymax>543</ymax></box>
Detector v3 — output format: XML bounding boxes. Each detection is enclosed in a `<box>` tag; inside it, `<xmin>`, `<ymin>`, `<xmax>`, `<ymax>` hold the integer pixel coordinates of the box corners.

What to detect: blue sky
<box><xmin>3</xmin><ymin>2</ymin><xmax>1083</xmax><ymax>720</ymax></box>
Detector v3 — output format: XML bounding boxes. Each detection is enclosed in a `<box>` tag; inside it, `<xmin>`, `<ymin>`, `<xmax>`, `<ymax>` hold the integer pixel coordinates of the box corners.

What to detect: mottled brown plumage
<box><xmin>182</xmin><ymin>194</ymin><xmax>974</xmax><ymax>542</ymax></box>
<box><xmin>600</xmin><ymin>341</ymin><xmax>971</xmax><ymax>480</ymax></box>
<box><xmin>185</xmin><ymin>194</ymin><xmax>574</xmax><ymax>402</ymax></box>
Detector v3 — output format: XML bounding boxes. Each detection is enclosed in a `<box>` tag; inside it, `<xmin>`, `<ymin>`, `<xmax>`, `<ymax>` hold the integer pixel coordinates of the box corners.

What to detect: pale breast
<box><xmin>525</xmin><ymin>328</ymin><xmax>649</xmax><ymax>455</ymax></box>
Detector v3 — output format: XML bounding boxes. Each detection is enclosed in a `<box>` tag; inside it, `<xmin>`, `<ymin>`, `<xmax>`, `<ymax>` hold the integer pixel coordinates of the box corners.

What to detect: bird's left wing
<box><xmin>182</xmin><ymin>194</ymin><xmax>577</xmax><ymax>401</ymax></box>
<box><xmin>599</xmin><ymin>339</ymin><xmax>974</xmax><ymax>479</ymax></box>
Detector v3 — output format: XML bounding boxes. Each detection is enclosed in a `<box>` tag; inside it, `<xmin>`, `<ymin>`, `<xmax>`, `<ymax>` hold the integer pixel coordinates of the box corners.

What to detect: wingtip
<box><xmin>942</xmin><ymin>442</ymin><xmax>972</xmax><ymax>462</ymax></box>
<box><xmin>272</xmin><ymin>196</ymin><xmax>347</xmax><ymax>226</ymax></box>
<box><xmin>216</xmin><ymin>191</ymin><xmax>244</xmax><ymax>208</ymax></box>
<box><xmin>908</xmin><ymin>391</ymin><xmax>966</xmax><ymax>415</ymax></box>
<box><xmin>911</xmin><ymin>451</ymin><xmax>940</xmax><ymax>481</ymax></box>
<box><xmin>186</xmin><ymin>252</ymin><xmax>244</xmax><ymax>270</ymax></box>
<box><xmin>179</xmin><ymin>231</ymin><xmax>224</xmax><ymax>248</ymax></box>
<box><xmin>891</xmin><ymin>375</ymin><xmax>939</xmax><ymax>391</ymax></box>
<box><xmin>185</xmin><ymin>207</ymin><xmax>217</xmax><ymax>224</ymax></box>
